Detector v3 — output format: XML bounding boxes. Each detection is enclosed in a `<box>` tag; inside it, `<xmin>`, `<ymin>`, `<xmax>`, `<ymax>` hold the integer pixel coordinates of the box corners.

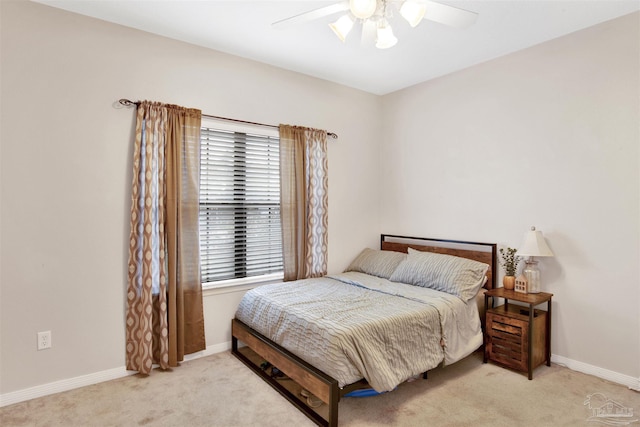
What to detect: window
<box><xmin>199</xmin><ymin>119</ymin><xmax>283</xmax><ymax>288</ymax></box>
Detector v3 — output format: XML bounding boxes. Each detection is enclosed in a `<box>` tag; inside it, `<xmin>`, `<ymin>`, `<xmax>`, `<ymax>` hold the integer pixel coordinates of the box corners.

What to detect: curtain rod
<box><xmin>118</xmin><ymin>99</ymin><xmax>338</xmax><ymax>140</ymax></box>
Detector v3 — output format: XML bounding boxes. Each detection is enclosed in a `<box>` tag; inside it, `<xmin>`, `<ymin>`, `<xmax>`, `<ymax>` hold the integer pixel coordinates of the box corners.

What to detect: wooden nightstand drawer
<box><xmin>486</xmin><ymin>304</ymin><xmax>547</xmax><ymax>373</ymax></box>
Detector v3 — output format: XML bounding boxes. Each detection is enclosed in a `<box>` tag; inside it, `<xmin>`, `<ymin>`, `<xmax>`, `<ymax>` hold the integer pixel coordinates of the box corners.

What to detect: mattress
<box><xmin>235</xmin><ymin>271</ymin><xmax>483</xmax><ymax>392</ymax></box>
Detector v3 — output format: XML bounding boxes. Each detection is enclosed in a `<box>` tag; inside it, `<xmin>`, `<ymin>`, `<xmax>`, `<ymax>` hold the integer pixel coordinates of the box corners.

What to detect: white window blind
<box><xmin>199</xmin><ymin>121</ymin><xmax>283</xmax><ymax>286</ymax></box>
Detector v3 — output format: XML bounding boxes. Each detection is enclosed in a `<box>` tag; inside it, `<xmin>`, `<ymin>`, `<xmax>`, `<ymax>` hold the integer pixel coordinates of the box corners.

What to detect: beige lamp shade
<box><xmin>376</xmin><ymin>20</ymin><xmax>398</xmax><ymax>49</ymax></box>
<box><xmin>400</xmin><ymin>1</ymin><xmax>426</xmax><ymax>27</ymax></box>
<box><xmin>329</xmin><ymin>15</ymin><xmax>354</xmax><ymax>42</ymax></box>
<box><xmin>517</xmin><ymin>226</ymin><xmax>554</xmax><ymax>257</ymax></box>
<box><xmin>350</xmin><ymin>0</ymin><xmax>377</xmax><ymax>19</ymax></box>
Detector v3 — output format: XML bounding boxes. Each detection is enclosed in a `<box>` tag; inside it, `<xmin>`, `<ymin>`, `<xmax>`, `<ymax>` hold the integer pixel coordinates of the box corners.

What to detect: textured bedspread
<box><xmin>235</xmin><ymin>272</ymin><xmax>482</xmax><ymax>392</ymax></box>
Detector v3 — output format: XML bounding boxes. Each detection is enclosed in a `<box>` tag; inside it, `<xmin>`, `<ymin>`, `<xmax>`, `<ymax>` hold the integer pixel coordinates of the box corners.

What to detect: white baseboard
<box><xmin>551</xmin><ymin>354</ymin><xmax>640</xmax><ymax>391</ymax></box>
<box><xmin>0</xmin><ymin>341</ymin><xmax>233</xmax><ymax>408</ymax></box>
<box><xmin>183</xmin><ymin>341</ymin><xmax>231</xmax><ymax>362</ymax></box>
<box><xmin>0</xmin><ymin>365</ymin><xmax>131</xmax><ymax>408</ymax></box>
<box><xmin>3</xmin><ymin>347</ymin><xmax>637</xmax><ymax>407</ymax></box>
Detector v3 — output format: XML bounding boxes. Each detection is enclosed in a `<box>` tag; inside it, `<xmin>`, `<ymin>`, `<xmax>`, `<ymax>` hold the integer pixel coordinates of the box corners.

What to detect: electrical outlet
<box><xmin>37</xmin><ymin>331</ymin><xmax>52</xmax><ymax>350</ymax></box>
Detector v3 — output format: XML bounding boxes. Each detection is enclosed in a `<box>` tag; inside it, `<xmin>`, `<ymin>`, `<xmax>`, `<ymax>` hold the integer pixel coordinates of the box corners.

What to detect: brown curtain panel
<box><xmin>279</xmin><ymin>124</ymin><xmax>329</xmax><ymax>281</ymax></box>
<box><xmin>126</xmin><ymin>101</ymin><xmax>205</xmax><ymax>375</ymax></box>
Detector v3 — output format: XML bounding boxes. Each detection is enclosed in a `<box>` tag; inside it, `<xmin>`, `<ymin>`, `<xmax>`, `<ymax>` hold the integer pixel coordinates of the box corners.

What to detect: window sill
<box><xmin>202</xmin><ymin>274</ymin><xmax>283</xmax><ymax>297</ymax></box>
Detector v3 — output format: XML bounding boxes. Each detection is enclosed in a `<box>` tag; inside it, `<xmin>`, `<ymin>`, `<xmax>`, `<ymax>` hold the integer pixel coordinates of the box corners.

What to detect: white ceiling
<box><xmin>34</xmin><ymin>0</ymin><xmax>640</xmax><ymax>95</ymax></box>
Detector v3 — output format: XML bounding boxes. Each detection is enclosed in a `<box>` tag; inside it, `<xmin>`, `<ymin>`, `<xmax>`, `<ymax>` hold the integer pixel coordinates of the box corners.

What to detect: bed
<box><xmin>231</xmin><ymin>234</ymin><xmax>497</xmax><ymax>427</ymax></box>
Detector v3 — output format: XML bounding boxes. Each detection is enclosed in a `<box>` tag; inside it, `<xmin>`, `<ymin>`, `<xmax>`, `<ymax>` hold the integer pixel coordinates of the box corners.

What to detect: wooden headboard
<box><xmin>380</xmin><ymin>234</ymin><xmax>497</xmax><ymax>290</ymax></box>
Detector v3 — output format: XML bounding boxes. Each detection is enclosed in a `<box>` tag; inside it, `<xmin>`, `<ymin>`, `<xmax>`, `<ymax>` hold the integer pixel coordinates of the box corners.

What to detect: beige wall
<box><xmin>1</xmin><ymin>0</ymin><xmax>638</xmax><ymax>400</ymax></box>
<box><xmin>380</xmin><ymin>13</ymin><xmax>640</xmax><ymax>379</ymax></box>
<box><xmin>0</xmin><ymin>0</ymin><xmax>381</xmax><ymax>395</ymax></box>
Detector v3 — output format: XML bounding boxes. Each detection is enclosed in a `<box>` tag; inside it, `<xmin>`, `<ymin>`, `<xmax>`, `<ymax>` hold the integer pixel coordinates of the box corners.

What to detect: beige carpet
<box><xmin>2</xmin><ymin>350</ymin><xmax>638</xmax><ymax>427</ymax></box>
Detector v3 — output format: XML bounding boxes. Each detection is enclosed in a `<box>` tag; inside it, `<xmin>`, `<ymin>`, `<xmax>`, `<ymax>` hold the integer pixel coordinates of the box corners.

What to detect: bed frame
<box><xmin>231</xmin><ymin>234</ymin><xmax>497</xmax><ymax>427</ymax></box>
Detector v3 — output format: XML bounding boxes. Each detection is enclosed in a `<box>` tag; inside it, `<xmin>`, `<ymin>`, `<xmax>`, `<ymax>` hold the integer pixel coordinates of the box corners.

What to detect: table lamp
<box><xmin>517</xmin><ymin>226</ymin><xmax>554</xmax><ymax>293</ymax></box>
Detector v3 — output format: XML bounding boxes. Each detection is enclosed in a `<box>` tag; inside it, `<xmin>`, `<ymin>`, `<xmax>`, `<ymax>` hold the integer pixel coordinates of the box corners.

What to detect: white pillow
<box><xmin>389</xmin><ymin>248</ymin><xmax>488</xmax><ymax>301</ymax></box>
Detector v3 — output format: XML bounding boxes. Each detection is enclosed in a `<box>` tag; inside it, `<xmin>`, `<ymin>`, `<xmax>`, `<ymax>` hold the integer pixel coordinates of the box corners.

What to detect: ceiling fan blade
<box><xmin>272</xmin><ymin>1</ymin><xmax>350</xmax><ymax>29</ymax></box>
<box><xmin>422</xmin><ymin>0</ymin><xmax>478</xmax><ymax>29</ymax></box>
<box><xmin>361</xmin><ymin>19</ymin><xmax>377</xmax><ymax>46</ymax></box>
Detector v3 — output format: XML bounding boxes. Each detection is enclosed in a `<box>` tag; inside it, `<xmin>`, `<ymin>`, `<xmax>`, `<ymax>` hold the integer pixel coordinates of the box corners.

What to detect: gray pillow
<box><xmin>389</xmin><ymin>248</ymin><xmax>488</xmax><ymax>301</ymax></box>
<box><xmin>345</xmin><ymin>248</ymin><xmax>407</xmax><ymax>280</ymax></box>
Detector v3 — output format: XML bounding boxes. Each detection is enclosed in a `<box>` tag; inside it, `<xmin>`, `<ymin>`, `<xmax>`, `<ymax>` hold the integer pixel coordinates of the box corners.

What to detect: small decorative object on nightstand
<box><xmin>499</xmin><ymin>247</ymin><xmax>521</xmax><ymax>291</ymax></box>
<box><xmin>483</xmin><ymin>288</ymin><xmax>553</xmax><ymax>380</ymax></box>
<box><xmin>515</xmin><ymin>274</ymin><xmax>528</xmax><ymax>293</ymax></box>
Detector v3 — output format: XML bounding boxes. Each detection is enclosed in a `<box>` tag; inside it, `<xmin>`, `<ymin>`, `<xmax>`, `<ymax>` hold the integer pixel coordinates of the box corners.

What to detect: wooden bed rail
<box><xmin>232</xmin><ymin>319</ymin><xmax>340</xmax><ymax>427</ymax></box>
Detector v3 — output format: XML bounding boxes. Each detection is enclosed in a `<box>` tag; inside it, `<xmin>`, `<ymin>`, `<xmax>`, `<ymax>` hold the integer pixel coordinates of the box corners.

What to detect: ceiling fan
<box><xmin>272</xmin><ymin>0</ymin><xmax>479</xmax><ymax>49</ymax></box>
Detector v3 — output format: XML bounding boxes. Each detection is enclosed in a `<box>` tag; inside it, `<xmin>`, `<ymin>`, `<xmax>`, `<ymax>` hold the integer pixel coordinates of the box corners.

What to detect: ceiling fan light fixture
<box><xmin>400</xmin><ymin>1</ymin><xmax>426</xmax><ymax>27</ymax></box>
<box><xmin>329</xmin><ymin>14</ymin><xmax>354</xmax><ymax>42</ymax></box>
<box><xmin>375</xmin><ymin>20</ymin><xmax>397</xmax><ymax>49</ymax></box>
<box><xmin>350</xmin><ymin>0</ymin><xmax>377</xmax><ymax>19</ymax></box>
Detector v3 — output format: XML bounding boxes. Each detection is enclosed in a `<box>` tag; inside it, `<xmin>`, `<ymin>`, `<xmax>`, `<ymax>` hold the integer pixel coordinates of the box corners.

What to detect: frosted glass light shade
<box><xmin>329</xmin><ymin>15</ymin><xmax>354</xmax><ymax>42</ymax></box>
<box><xmin>350</xmin><ymin>0</ymin><xmax>377</xmax><ymax>19</ymax></box>
<box><xmin>400</xmin><ymin>1</ymin><xmax>426</xmax><ymax>27</ymax></box>
<box><xmin>376</xmin><ymin>21</ymin><xmax>397</xmax><ymax>49</ymax></box>
<box><xmin>517</xmin><ymin>226</ymin><xmax>554</xmax><ymax>257</ymax></box>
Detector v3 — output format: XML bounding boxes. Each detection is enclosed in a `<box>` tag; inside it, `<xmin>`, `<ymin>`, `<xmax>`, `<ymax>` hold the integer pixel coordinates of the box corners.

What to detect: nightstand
<box><xmin>483</xmin><ymin>288</ymin><xmax>553</xmax><ymax>380</ymax></box>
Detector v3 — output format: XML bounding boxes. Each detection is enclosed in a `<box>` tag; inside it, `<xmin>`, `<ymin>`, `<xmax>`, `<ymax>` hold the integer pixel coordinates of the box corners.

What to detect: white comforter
<box><xmin>235</xmin><ymin>271</ymin><xmax>482</xmax><ymax>392</ymax></box>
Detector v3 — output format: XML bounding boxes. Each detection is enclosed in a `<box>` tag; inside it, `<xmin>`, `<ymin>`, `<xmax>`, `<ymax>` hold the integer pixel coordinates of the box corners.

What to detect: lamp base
<box><xmin>523</xmin><ymin>258</ymin><xmax>541</xmax><ymax>293</ymax></box>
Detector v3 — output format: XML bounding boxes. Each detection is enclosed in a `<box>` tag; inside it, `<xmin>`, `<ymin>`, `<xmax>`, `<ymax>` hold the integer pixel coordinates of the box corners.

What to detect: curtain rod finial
<box><xmin>119</xmin><ymin>99</ymin><xmax>137</xmax><ymax>107</ymax></box>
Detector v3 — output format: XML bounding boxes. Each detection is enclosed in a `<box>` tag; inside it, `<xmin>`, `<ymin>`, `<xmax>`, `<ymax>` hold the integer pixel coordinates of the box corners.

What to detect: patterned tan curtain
<box><xmin>279</xmin><ymin>125</ymin><xmax>328</xmax><ymax>281</ymax></box>
<box><xmin>126</xmin><ymin>101</ymin><xmax>206</xmax><ymax>374</ymax></box>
